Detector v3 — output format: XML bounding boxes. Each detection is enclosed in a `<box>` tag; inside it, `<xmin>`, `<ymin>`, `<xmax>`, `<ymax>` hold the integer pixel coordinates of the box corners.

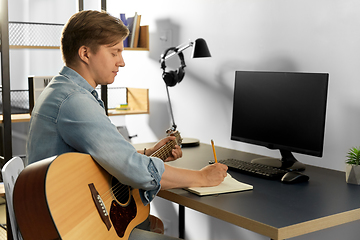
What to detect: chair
<box><xmin>1</xmin><ymin>156</ymin><xmax>24</xmax><ymax>240</ymax></box>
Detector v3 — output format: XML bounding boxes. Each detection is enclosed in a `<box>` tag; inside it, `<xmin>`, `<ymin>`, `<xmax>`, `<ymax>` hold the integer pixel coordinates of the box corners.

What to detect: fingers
<box><xmin>164</xmin><ymin>145</ymin><xmax>183</xmax><ymax>162</ymax></box>
<box><xmin>218</xmin><ymin>164</ymin><xmax>228</xmax><ymax>178</ymax></box>
<box><xmin>203</xmin><ymin>163</ymin><xmax>228</xmax><ymax>186</ymax></box>
<box><xmin>211</xmin><ymin>165</ymin><xmax>227</xmax><ymax>176</ymax></box>
<box><xmin>213</xmin><ymin>163</ymin><xmax>228</xmax><ymax>173</ymax></box>
<box><xmin>173</xmin><ymin>145</ymin><xmax>182</xmax><ymax>158</ymax></box>
<box><xmin>217</xmin><ymin>162</ymin><xmax>228</xmax><ymax>170</ymax></box>
<box><xmin>166</xmin><ymin>136</ymin><xmax>176</xmax><ymax>141</ymax></box>
<box><xmin>169</xmin><ymin>145</ymin><xmax>182</xmax><ymax>158</ymax></box>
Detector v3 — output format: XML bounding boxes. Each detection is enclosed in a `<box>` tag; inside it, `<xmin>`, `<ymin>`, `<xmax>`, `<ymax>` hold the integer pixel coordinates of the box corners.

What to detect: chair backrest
<box><xmin>1</xmin><ymin>157</ymin><xmax>24</xmax><ymax>240</ymax></box>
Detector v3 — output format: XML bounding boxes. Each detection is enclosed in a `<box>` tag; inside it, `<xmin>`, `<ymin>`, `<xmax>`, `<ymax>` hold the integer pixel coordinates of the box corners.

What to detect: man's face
<box><xmin>87</xmin><ymin>41</ymin><xmax>125</xmax><ymax>87</ymax></box>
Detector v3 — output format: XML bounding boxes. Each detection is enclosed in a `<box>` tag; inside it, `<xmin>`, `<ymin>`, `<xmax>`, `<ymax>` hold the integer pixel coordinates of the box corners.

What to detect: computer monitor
<box><xmin>231</xmin><ymin>71</ymin><xmax>329</xmax><ymax>171</ymax></box>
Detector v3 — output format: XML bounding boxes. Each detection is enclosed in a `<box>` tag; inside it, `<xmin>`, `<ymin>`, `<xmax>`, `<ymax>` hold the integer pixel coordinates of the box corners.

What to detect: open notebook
<box><xmin>185</xmin><ymin>173</ymin><xmax>253</xmax><ymax>196</ymax></box>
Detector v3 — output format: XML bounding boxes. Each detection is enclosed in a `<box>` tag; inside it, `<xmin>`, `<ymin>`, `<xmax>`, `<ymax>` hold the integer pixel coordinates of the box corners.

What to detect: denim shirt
<box><xmin>26</xmin><ymin>66</ymin><xmax>165</xmax><ymax>205</ymax></box>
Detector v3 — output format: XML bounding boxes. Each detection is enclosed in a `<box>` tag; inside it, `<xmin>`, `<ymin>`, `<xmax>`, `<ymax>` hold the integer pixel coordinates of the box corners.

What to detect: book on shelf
<box><xmin>115</xmin><ymin>104</ymin><xmax>130</xmax><ymax>111</ymax></box>
<box><xmin>122</xmin><ymin>12</ymin><xmax>143</xmax><ymax>48</ymax></box>
<box><xmin>138</xmin><ymin>25</ymin><xmax>149</xmax><ymax>48</ymax></box>
<box><xmin>184</xmin><ymin>173</ymin><xmax>253</xmax><ymax>196</ymax></box>
<box><xmin>126</xmin><ymin>16</ymin><xmax>134</xmax><ymax>47</ymax></box>
<box><xmin>129</xmin><ymin>12</ymin><xmax>139</xmax><ymax>48</ymax></box>
<box><xmin>132</xmin><ymin>14</ymin><xmax>141</xmax><ymax>48</ymax></box>
<box><xmin>119</xmin><ymin>13</ymin><xmax>129</xmax><ymax>48</ymax></box>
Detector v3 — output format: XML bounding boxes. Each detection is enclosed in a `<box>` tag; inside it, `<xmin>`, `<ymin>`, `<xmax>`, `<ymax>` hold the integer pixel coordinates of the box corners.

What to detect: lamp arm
<box><xmin>165</xmin><ymin>85</ymin><xmax>177</xmax><ymax>131</ymax></box>
<box><xmin>163</xmin><ymin>41</ymin><xmax>194</xmax><ymax>61</ymax></box>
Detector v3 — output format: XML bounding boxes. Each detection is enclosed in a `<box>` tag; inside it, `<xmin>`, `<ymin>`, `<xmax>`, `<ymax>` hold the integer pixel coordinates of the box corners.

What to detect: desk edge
<box><xmin>278</xmin><ymin>207</ymin><xmax>360</xmax><ymax>239</ymax></box>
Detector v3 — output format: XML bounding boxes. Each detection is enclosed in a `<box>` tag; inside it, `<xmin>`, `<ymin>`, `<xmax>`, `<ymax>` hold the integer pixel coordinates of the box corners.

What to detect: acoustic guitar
<box><xmin>13</xmin><ymin>130</ymin><xmax>182</xmax><ymax>240</ymax></box>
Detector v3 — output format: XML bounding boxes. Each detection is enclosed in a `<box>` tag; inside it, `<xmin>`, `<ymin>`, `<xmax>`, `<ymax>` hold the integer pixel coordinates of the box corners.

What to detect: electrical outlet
<box><xmin>159</xmin><ymin>29</ymin><xmax>173</xmax><ymax>49</ymax></box>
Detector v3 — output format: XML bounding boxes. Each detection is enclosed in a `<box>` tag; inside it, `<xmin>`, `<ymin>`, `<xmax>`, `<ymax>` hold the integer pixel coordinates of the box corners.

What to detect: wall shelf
<box><xmin>124</xmin><ymin>47</ymin><xmax>149</xmax><ymax>51</ymax></box>
<box><xmin>0</xmin><ymin>114</ymin><xmax>30</xmax><ymax>123</ymax></box>
<box><xmin>0</xmin><ymin>87</ymin><xmax>149</xmax><ymax>123</ymax></box>
<box><xmin>7</xmin><ymin>21</ymin><xmax>149</xmax><ymax>51</ymax></box>
<box><xmin>9</xmin><ymin>46</ymin><xmax>60</xmax><ymax>49</ymax></box>
<box><xmin>8</xmin><ymin>21</ymin><xmax>63</xmax><ymax>48</ymax></box>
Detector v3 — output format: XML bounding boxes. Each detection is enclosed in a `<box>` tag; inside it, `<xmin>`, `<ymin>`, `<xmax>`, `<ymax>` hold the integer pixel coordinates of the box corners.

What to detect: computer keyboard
<box><xmin>218</xmin><ymin>158</ymin><xmax>288</xmax><ymax>180</ymax></box>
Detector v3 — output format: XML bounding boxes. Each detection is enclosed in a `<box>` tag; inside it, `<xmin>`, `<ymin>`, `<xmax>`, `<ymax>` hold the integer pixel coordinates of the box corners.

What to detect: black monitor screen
<box><xmin>231</xmin><ymin>71</ymin><xmax>329</xmax><ymax>170</ymax></box>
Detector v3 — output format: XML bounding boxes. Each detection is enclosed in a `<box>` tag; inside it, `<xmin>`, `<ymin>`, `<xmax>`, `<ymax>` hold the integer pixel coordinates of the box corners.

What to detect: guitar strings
<box><xmin>152</xmin><ymin>141</ymin><xmax>175</xmax><ymax>160</ymax></box>
<box><xmin>150</xmin><ymin>133</ymin><xmax>180</xmax><ymax>160</ymax></box>
<box><xmin>97</xmin><ymin>134</ymin><xmax>181</xmax><ymax>204</ymax></box>
<box><xmin>100</xmin><ymin>181</ymin><xmax>129</xmax><ymax>203</ymax></box>
<box><xmin>99</xmin><ymin>142</ymin><xmax>177</xmax><ymax>202</ymax></box>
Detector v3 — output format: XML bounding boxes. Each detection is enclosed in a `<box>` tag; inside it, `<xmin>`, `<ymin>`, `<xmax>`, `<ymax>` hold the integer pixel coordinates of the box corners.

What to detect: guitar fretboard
<box><xmin>150</xmin><ymin>132</ymin><xmax>181</xmax><ymax>161</ymax></box>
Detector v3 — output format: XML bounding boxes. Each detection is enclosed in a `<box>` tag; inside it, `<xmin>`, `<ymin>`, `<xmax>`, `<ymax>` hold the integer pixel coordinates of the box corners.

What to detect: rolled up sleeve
<box><xmin>139</xmin><ymin>158</ymin><xmax>165</xmax><ymax>205</ymax></box>
<box><xmin>57</xmin><ymin>91</ymin><xmax>165</xmax><ymax>205</ymax></box>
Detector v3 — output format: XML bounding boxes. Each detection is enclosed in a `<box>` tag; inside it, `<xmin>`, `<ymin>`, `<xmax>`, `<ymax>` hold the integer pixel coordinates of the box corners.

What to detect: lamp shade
<box><xmin>191</xmin><ymin>38</ymin><xmax>211</xmax><ymax>58</ymax></box>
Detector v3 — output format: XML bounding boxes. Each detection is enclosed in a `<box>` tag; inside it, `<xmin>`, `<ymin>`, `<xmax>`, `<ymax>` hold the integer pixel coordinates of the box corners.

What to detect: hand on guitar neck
<box><xmin>145</xmin><ymin>129</ymin><xmax>230</xmax><ymax>190</ymax></box>
<box><xmin>142</xmin><ymin>130</ymin><xmax>183</xmax><ymax>162</ymax></box>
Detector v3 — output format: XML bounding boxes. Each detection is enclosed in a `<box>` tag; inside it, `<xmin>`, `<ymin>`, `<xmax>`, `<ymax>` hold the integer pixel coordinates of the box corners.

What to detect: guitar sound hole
<box><xmin>111</xmin><ymin>177</ymin><xmax>130</xmax><ymax>205</ymax></box>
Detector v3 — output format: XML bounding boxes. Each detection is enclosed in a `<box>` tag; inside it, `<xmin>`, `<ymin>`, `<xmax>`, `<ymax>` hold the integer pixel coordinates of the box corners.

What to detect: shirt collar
<box><xmin>59</xmin><ymin>66</ymin><xmax>95</xmax><ymax>94</ymax></box>
<box><xmin>90</xmin><ymin>89</ymin><xmax>105</xmax><ymax>109</ymax></box>
<box><xmin>59</xmin><ymin>66</ymin><xmax>105</xmax><ymax>109</ymax></box>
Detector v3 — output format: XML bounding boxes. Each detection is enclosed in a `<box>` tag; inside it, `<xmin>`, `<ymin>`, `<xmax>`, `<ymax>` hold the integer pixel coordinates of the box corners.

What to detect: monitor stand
<box><xmin>251</xmin><ymin>150</ymin><xmax>306</xmax><ymax>171</ymax></box>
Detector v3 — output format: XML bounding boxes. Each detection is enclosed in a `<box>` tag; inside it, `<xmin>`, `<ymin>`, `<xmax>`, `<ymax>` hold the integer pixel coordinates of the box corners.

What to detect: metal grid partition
<box><xmin>9</xmin><ymin>22</ymin><xmax>64</xmax><ymax>48</ymax></box>
<box><xmin>0</xmin><ymin>90</ymin><xmax>29</xmax><ymax>114</ymax></box>
<box><xmin>0</xmin><ymin>87</ymin><xmax>127</xmax><ymax>115</ymax></box>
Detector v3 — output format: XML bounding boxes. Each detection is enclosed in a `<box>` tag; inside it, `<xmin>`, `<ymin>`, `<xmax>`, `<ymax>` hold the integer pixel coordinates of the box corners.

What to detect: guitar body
<box><xmin>13</xmin><ymin>153</ymin><xmax>149</xmax><ymax>240</ymax></box>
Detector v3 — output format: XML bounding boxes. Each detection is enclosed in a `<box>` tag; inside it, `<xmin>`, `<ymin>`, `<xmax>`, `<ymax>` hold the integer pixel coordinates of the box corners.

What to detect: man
<box><xmin>26</xmin><ymin>10</ymin><xmax>228</xmax><ymax>239</ymax></box>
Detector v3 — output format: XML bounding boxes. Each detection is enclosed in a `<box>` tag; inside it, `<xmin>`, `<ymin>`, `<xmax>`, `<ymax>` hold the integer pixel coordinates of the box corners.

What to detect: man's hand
<box><xmin>160</xmin><ymin>162</ymin><xmax>228</xmax><ymax>190</ymax></box>
<box><xmin>148</xmin><ymin>136</ymin><xmax>182</xmax><ymax>162</ymax></box>
<box><xmin>164</xmin><ymin>144</ymin><xmax>182</xmax><ymax>162</ymax></box>
<box><xmin>199</xmin><ymin>163</ymin><xmax>228</xmax><ymax>187</ymax></box>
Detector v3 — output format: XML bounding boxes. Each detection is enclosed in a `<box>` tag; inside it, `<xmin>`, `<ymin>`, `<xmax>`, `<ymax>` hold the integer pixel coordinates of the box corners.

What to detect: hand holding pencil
<box><xmin>195</xmin><ymin>139</ymin><xmax>228</xmax><ymax>186</ymax></box>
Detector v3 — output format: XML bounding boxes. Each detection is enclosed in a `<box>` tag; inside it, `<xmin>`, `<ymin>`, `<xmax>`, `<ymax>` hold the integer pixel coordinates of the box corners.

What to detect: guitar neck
<box><xmin>150</xmin><ymin>140</ymin><xmax>176</xmax><ymax>161</ymax></box>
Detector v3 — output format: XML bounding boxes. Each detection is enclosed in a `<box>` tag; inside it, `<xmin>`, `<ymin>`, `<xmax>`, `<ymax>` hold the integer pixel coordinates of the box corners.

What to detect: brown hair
<box><xmin>61</xmin><ymin>10</ymin><xmax>129</xmax><ymax>66</ymax></box>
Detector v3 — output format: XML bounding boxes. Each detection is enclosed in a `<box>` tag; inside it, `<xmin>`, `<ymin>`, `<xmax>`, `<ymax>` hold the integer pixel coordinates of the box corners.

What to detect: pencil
<box><xmin>211</xmin><ymin>139</ymin><xmax>218</xmax><ymax>163</ymax></box>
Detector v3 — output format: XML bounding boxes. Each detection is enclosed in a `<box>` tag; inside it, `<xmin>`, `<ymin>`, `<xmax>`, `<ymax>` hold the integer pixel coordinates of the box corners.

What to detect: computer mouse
<box><xmin>281</xmin><ymin>171</ymin><xmax>309</xmax><ymax>183</ymax></box>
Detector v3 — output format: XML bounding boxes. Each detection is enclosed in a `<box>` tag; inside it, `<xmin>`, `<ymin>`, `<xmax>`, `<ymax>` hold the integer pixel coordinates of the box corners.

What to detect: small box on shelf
<box><xmin>108</xmin><ymin>88</ymin><xmax>149</xmax><ymax>116</ymax></box>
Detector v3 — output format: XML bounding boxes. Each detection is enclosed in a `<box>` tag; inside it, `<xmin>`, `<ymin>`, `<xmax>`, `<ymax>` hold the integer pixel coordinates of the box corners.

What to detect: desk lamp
<box><xmin>160</xmin><ymin>38</ymin><xmax>211</xmax><ymax>147</ymax></box>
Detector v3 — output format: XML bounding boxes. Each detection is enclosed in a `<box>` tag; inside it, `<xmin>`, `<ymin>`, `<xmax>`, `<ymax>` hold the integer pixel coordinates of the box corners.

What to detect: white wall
<box><xmin>7</xmin><ymin>0</ymin><xmax>360</xmax><ymax>239</ymax></box>
<box><xmin>108</xmin><ymin>0</ymin><xmax>360</xmax><ymax>172</ymax></box>
<box><xmin>108</xmin><ymin>1</ymin><xmax>360</xmax><ymax>239</ymax></box>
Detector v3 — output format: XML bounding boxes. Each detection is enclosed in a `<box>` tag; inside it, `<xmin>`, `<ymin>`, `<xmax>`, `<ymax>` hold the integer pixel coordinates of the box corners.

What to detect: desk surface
<box><xmin>135</xmin><ymin>142</ymin><xmax>360</xmax><ymax>240</ymax></box>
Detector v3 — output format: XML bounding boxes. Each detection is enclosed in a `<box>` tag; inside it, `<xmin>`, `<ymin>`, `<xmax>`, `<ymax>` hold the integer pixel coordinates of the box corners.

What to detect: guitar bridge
<box><xmin>89</xmin><ymin>183</ymin><xmax>112</xmax><ymax>230</ymax></box>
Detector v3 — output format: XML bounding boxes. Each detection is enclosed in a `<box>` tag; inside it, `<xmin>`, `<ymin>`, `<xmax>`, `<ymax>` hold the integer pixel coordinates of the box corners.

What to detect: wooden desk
<box><xmin>0</xmin><ymin>113</ymin><xmax>31</xmax><ymax>123</ymax></box>
<box><xmin>135</xmin><ymin>143</ymin><xmax>360</xmax><ymax>240</ymax></box>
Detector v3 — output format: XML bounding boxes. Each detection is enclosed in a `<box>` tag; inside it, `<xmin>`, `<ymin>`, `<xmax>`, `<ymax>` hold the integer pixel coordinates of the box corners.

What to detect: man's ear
<box><xmin>78</xmin><ymin>45</ymin><xmax>90</xmax><ymax>64</ymax></box>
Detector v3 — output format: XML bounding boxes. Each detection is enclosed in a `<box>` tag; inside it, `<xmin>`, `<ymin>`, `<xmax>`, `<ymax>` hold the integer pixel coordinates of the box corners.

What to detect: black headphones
<box><xmin>160</xmin><ymin>47</ymin><xmax>186</xmax><ymax>87</ymax></box>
